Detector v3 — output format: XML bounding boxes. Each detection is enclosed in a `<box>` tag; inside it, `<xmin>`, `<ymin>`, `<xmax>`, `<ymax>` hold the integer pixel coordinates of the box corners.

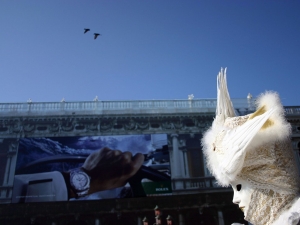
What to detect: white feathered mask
<box><xmin>201</xmin><ymin>68</ymin><xmax>296</xmax><ymax>191</ymax></box>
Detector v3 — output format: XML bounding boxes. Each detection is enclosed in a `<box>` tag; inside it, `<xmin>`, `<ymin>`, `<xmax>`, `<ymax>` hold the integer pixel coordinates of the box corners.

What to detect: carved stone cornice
<box><xmin>0</xmin><ymin>114</ymin><xmax>214</xmax><ymax>138</ymax></box>
<box><xmin>0</xmin><ymin>110</ymin><xmax>299</xmax><ymax>138</ymax></box>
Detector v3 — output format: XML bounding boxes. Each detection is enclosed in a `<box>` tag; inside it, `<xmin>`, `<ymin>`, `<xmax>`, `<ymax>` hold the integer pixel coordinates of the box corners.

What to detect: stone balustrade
<box><xmin>0</xmin><ymin>98</ymin><xmax>255</xmax><ymax>116</ymax></box>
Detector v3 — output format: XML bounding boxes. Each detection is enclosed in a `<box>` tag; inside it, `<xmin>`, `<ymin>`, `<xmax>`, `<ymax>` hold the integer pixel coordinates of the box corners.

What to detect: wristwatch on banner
<box><xmin>69</xmin><ymin>168</ymin><xmax>91</xmax><ymax>197</ymax></box>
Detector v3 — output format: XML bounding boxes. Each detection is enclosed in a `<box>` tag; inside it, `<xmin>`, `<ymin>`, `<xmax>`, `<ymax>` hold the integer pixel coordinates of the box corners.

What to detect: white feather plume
<box><xmin>215</xmin><ymin>68</ymin><xmax>236</xmax><ymax>123</ymax></box>
<box><xmin>202</xmin><ymin>69</ymin><xmax>291</xmax><ymax>187</ymax></box>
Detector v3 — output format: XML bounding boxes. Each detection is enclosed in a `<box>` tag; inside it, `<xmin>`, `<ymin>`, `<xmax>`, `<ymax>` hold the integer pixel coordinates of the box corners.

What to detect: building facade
<box><xmin>0</xmin><ymin>98</ymin><xmax>299</xmax><ymax>225</ymax></box>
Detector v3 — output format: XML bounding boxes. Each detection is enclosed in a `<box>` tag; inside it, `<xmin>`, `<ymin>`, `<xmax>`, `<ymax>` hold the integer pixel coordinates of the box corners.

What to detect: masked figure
<box><xmin>202</xmin><ymin>68</ymin><xmax>300</xmax><ymax>225</ymax></box>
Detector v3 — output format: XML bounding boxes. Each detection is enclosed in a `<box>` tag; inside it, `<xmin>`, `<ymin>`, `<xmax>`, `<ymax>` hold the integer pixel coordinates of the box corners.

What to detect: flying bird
<box><xmin>94</xmin><ymin>33</ymin><xmax>100</xmax><ymax>39</ymax></box>
<box><xmin>84</xmin><ymin>28</ymin><xmax>90</xmax><ymax>34</ymax></box>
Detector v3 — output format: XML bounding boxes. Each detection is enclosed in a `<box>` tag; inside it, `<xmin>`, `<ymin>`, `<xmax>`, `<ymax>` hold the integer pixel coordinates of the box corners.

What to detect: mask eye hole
<box><xmin>236</xmin><ymin>184</ymin><xmax>242</xmax><ymax>191</ymax></box>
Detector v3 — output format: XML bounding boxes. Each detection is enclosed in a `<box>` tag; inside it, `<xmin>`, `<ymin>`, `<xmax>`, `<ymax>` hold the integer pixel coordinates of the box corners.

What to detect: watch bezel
<box><xmin>70</xmin><ymin>168</ymin><xmax>90</xmax><ymax>196</ymax></box>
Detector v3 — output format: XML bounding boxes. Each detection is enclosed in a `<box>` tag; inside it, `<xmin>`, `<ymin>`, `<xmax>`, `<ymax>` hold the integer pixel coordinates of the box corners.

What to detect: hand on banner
<box><xmin>82</xmin><ymin>147</ymin><xmax>144</xmax><ymax>194</ymax></box>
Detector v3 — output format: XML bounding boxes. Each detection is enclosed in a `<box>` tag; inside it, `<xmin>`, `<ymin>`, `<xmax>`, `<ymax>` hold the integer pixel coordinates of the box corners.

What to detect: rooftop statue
<box><xmin>202</xmin><ymin>68</ymin><xmax>300</xmax><ymax>225</ymax></box>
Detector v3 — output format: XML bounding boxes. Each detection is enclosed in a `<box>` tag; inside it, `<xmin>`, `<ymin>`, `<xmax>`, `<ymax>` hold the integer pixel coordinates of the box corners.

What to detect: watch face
<box><xmin>70</xmin><ymin>170</ymin><xmax>90</xmax><ymax>191</ymax></box>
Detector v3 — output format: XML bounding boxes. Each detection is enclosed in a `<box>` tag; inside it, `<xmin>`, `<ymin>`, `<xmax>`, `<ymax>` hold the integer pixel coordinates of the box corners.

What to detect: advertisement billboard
<box><xmin>11</xmin><ymin>134</ymin><xmax>171</xmax><ymax>203</ymax></box>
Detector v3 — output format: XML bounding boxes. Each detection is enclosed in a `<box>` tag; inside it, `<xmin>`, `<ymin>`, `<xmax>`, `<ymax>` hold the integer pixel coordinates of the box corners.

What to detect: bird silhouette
<box><xmin>94</xmin><ymin>33</ymin><xmax>100</xmax><ymax>39</ymax></box>
<box><xmin>84</xmin><ymin>28</ymin><xmax>90</xmax><ymax>34</ymax></box>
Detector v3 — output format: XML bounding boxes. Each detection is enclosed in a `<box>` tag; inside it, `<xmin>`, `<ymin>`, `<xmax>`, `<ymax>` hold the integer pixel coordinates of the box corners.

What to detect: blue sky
<box><xmin>1</xmin><ymin>1</ymin><xmax>299</xmax><ymax>106</ymax></box>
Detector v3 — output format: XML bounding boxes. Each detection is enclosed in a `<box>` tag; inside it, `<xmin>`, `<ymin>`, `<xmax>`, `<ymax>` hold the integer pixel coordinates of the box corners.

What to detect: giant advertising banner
<box><xmin>11</xmin><ymin>134</ymin><xmax>172</xmax><ymax>203</ymax></box>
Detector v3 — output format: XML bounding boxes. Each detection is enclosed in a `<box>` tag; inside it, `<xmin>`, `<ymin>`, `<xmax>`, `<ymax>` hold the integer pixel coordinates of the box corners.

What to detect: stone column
<box><xmin>171</xmin><ymin>134</ymin><xmax>181</xmax><ymax>178</ymax></box>
<box><xmin>181</xmin><ymin>149</ymin><xmax>189</xmax><ymax>178</ymax></box>
<box><xmin>95</xmin><ymin>218</ymin><xmax>100</xmax><ymax>225</ymax></box>
<box><xmin>217</xmin><ymin>208</ymin><xmax>225</xmax><ymax>225</ymax></box>
<box><xmin>2</xmin><ymin>140</ymin><xmax>18</xmax><ymax>199</ymax></box>
<box><xmin>203</xmin><ymin>153</ymin><xmax>211</xmax><ymax>177</ymax></box>
<box><xmin>137</xmin><ymin>216</ymin><xmax>142</xmax><ymax>225</ymax></box>
<box><xmin>171</xmin><ymin>134</ymin><xmax>184</xmax><ymax>190</ymax></box>
<box><xmin>1</xmin><ymin>156</ymin><xmax>11</xmax><ymax>199</ymax></box>
<box><xmin>7</xmin><ymin>140</ymin><xmax>18</xmax><ymax>185</ymax></box>
<box><xmin>178</xmin><ymin>138</ymin><xmax>188</xmax><ymax>178</ymax></box>
<box><xmin>178</xmin><ymin>213</ymin><xmax>185</xmax><ymax>225</ymax></box>
<box><xmin>2</xmin><ymin>157</ymin><xmax>10</xmax><ymax>186</ymax></box>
